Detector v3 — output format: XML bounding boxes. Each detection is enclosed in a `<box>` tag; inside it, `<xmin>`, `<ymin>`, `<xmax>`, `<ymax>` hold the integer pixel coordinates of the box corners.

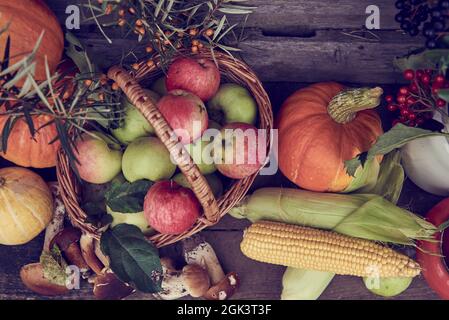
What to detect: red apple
<box><xmin>75</xmin><ymin>132</ymin><xmax>123</xmax><ymax>184</ymax></box>
<box><xmin>158</xmin><ymin>90</ymin><xmax>208</xmax><ymax>144</ymax></box>
<box><xmin>165</xmin><ymin>57</ymin><xmax>221</xmax><ymax>101</ymax></box>
<box><xmin>144</xmin><ymin>181</ymin><xmax>201</xmax><ymax>235</ymax></box>
<box><xmin>214</xmin><ymin>122</ymin><xmax>265</xmax><ymax>179</ymax></box>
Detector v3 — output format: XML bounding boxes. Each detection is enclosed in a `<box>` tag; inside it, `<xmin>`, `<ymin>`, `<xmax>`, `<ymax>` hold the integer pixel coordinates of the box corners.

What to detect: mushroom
<box><xmin>182</xmin><ymin>236</ymin><xmax>240</xmax><ymax>300</ymax></box>
<box><xmin>20</xmin><ymin>187</ymin><xmax>71</xmax><ymax>297</ymax></box>
<box><xmin>182</xmin><ymin>236</ymin><xmax>225</xmax><ymax>285</ymax></box>
<box><xmin>94</xmin><ymin>237</ymin><xmax>110</xmax><ymax>268</ymax></box>
<box><xmin>20</xmin><ymin>263</ymin><xmax>68</xmax><ymax>296</ymax></box>
<box><xmin>50</xmin><ymin>227</ymin><xmax>90</xmax><ymax>277</ymax></box>
<box><xmin>203</xmin><ymin>272</ymin><xmax>240</xmax><ymax>300</ymax></box>
<box><xmin>157</xmin><ymin>258</ymin><xmax>211</xmax><ymax>300</ymax></box>
<box><xmin>80</xmin><ymin>234</ymin><xmax>104</xmax><ymax>275</ymax></box>
<box><xmin>93</xmin><ymin>269</ymin><xmax>134</xmax><ymax>300</ymax></box>
<box><xmin>43</xmin><ymin>182</ymin><xmax>66</xmax><ymax>252</ymax></box>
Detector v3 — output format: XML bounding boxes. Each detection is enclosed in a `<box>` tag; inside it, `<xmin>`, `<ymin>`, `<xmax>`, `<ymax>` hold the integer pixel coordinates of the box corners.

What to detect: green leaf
<box><xmin>40</xmin><ymin>245</ymin><xmax>68</xmax><ymax>287</ymax></box>
<box><xmin>0</xmin><ymin>116</ymin><xmax>17</xmax><ymax>153</ymax></box>
<box><xmin>105</xmin><ymin>180</ymin><xmax>153</xmax><ymax>213</ymax></box>
<box><xmin>100</xmin><ymin>224</ymin><xmax>162</xmax><ymax>293</ymax></box>
<box><xmin>218</xmin><ymin>7</ymin><xmax>254</xmax><ymax>14</ymax></box>
<box><xmin>154</xmin><ymin>0</ymin><xmax>165</xmax><ymax>18</ymax></box>
<box><xmin>65</xmin><ymin>32</ymin><xmax>95</xmax><ymax>76</ymax></box>
<box><xmin>345</xmin><ymin>124</ymin><xmax>449</xmax><ymax>175</ymax></box>
<box><xmin>394</xmin><ymin>49</ymin><xmax>449</xmax><ymax>71</ymax></box>
<box><xmin>213</xmin><ymin>16</ymin><xmax>227</xmax><ymax>41</ymax></box>
<box><xmin>82</xmin><ymin>201</ymin><xmax>112</xmax><ymax>227</ymax></box>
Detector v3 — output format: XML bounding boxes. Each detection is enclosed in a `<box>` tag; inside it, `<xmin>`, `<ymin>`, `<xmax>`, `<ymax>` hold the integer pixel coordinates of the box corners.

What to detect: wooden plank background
<box><xmin>46</xmin><ymin>0</ymin><xmax>423</xmax><ymax>84</ymax></box>
<box><xmin>0</xmin><ymin>1</ymin><xmax>444</xmax><ymax>300</ymax></box>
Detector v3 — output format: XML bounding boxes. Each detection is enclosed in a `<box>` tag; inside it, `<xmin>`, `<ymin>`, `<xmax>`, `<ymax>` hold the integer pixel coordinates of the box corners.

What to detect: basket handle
<box><xmin>107</xmin><ymin>66</ymin><xmax>220</xmax><ymax>224</ymax></box>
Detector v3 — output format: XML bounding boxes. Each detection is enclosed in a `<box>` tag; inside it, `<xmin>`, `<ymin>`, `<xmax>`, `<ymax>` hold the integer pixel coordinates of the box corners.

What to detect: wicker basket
<box><xmin>56</xmin><ymin>50</ymin><xmax>273</xmax><ymax>248</ymax></box>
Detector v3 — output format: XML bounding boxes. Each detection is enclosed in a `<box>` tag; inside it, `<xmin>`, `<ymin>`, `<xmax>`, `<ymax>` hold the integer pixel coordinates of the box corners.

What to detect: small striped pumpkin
<box><xmin>0</xmin><ymin>167</ymin><xmax>53</xmax><ymax>245</ymax></box>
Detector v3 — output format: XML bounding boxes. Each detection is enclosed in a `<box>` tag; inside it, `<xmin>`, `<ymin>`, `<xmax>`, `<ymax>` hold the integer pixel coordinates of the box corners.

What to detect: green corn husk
<box><xmin>357</xmin><ymin>150</ymin><xmax>405</xmax><ymax>205</ymax></box>
<box><xmin>230</xmin><ymin>188</ymin><xmax>437</xmax><ymax>246</ymax></box>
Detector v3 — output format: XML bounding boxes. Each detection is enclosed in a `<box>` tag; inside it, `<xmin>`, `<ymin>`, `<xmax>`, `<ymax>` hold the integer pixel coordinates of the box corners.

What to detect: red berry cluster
<box><xmin>385</xmin><ymin>68</ymin><xmax>448</xmax><ymax>127</ymax></box>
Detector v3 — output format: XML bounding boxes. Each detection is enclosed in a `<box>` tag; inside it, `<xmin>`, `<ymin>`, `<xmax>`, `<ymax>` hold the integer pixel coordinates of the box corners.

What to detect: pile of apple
<box><xmin>74</xmin><ymin>57</ymin><xmax>262</xmax><ymax>235</ymax></box>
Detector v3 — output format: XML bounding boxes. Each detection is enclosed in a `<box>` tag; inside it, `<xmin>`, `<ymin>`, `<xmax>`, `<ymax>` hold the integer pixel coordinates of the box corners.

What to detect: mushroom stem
<box><xmin>80</xmin><ymin>234</ymin><xmax>105</xmax><ymax>275</ymax></box>
<box><xmin>182</xmin><ymin>236</ymin><xmax>225</xmax><ymax>285</ymax></box>
<box><xmin>50</xmin><ymin>227</ymin><xmax>90</xmax><ymax>278</ymax></box>
<box><xmin>43</xmin><ymin>182</ymin><xmax>66</xmax><ymax>252</ymax></box>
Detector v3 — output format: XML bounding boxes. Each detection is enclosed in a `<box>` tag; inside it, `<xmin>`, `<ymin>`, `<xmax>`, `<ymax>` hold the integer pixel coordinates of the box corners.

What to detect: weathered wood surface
<box><xmin>0</xmin><ymin>1</ymin><xmax>444</xmax><ymax>300</ymax></box>
<box><xmin>46</xmin><ymin>0</ymin><xmax>423</xmax><ymax>83</ymax></box>
<box><xmin>0</xmin><ymin>82</ymin><xmax>444</xmax><ymax>300</ymax></box>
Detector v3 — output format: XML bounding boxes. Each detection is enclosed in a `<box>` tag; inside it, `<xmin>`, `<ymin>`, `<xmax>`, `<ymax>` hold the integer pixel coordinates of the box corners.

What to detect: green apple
<box><xmin>107</xmin><ymin>206</ymin><xmax>153</xmax><ymax>234</ymax></box>
<box><xmin>112</xmin><ymin>89</ymin><xmax>160</xmax><ymax>145</ymax></box>
<box><xmin>172</xmin><ymin>172</ymin><xmax>223</xmax><ymax>198</ymax></box>
<box><xmin>185</xmin><ymin>138</ymin><xmax>216</xmax><ymax>175</ymax></box>
<box><xmin>151</xmin><ymin>77</ymin><xmax>167</xmax><ymax>96</ymax></box>
<box><xmin>122</xmin><ymin>136</ymin><xmax>176</xmax><ymax>182</ymax></box>
<box><xmin>208</xmin><ymin>83</ymin><xmax>257</xmax><ymax>125</ymax></box>
<box><xmin>75</xmin><ymin>131</ymin><xmax>123</xmax><ymax>184</ymax></box>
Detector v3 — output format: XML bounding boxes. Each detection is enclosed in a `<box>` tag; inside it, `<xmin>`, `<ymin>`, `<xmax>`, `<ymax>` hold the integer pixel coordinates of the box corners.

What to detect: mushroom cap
<box><xmin>181</xmin><ymin>264</ymin><xmax>210</xmax><ymax>298</ymax></box>
<box><xmin>93</xmin><ymin>270</ymin><xmax>134</xmax><ymax>300</ymax></box>
<box><xmin>20</xmin><ymin>263</ymin><xmax>69</xmax><ymax>296</ymax></box>
<box><xmin>50</xmin><ymin>227</ymin><xmax>81</xmax><ymax>251</ymax></box>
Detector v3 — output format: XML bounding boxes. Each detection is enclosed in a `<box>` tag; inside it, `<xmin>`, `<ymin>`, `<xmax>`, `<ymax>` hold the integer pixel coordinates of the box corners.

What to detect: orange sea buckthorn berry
<box><xmin>112</xmin><ymin>82</ymin><xmax>119</xmax><ymax>91</ymax></box>
<box><xmin>146</xmin><ymin>59</ymin><xmax>155</xmax><ymax>68</ymax></box>
<box><xmin>132</xmin><ymin>63</ymin><xmax>140</xmax><ymax>70</ymax></box>
<box><xmin>118</xmin><ymin>9</ymin><xmax>125</xmax><ymax>17</ymax></box>
<box><xmin>189</xmin><ymin>28</ymin><xmax>198</xmax><ymax>36</ymax></box>
<box><xmin>128</xmin><ymin>7</ymin><xmax>136</xmax><ymax>15</ymax></box>
<box><xmin>105</xmin><ymin>4</ymin><xmax>113</xmax><ymax>15</ymax></box>
<box><xmin>118</xmin><ymin>18</ymin><xmax>126</xmax><ymax>27</ymax></box>
<box><xmin>191</xmin><ymin>45</ymin><xmax>199</xmax><ymax>53</ymax></box>
<box><xmin>145</xmin><ymin>46</ymin><xmax>154</xmax><ymax>53</ymax></box>
<box><xmin>204</xmin><ymin>28</ymin><xmax>214</xmax><ymax>37</ymax></box>
<box><xmin>84</xmin><ymin>79</ymin><xmax>93</xmax><ymax>87</ymax></box>
<box><xmin>192</xmin><ymin>39</ymin><xmax>200</xmax><ymax>46</ymax></box>
<box><xmin>135</xmin><ymin>19</ymin><xmax>143</xmax><ymax>27</ymax></box>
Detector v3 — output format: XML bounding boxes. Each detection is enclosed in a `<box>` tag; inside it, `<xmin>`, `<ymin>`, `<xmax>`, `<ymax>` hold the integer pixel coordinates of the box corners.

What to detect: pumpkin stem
<box><xmin>328</xmin><ymin>87</ymin><xmax>383</xmax><ymax>124</ymax></box>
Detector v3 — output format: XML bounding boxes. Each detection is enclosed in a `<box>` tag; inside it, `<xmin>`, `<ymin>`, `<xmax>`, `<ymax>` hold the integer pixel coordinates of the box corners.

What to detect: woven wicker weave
<box><xmin>56</xmin><ymin>50</ymin><xmax>273</xmax><ymax>248</ymax></box>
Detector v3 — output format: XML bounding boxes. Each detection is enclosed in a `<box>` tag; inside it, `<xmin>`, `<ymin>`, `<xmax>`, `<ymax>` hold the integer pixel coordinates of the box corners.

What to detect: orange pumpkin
<box><xmin>277</xmin><ymin>82</ymin><xmax>383</xmax><ymax>192</ymax></box>
<box><xmin>0</xmin><ymin>110</ymin><xmax>60</xmax><ymax>168</ymax></box>
<box><xmin>0</xmin><ymin>0</ymin><xmax>64</xmax><ymax>82</ymax></box>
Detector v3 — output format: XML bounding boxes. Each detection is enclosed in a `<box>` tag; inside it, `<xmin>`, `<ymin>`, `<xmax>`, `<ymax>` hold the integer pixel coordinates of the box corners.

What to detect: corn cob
<box><xmin>241</xmin><ymin>221</ymin><xmax>421</xmax><ymax>278</ymax></box>
<box><xmin>230</xmin><ymin>188</ymin><xmax>437</xmax><ymax>245</ymax></box>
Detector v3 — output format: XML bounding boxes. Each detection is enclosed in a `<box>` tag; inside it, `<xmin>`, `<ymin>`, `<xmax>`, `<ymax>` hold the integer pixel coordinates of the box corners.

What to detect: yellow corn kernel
<box><xmin>240</xmin><ymin>221</ymin><xmax>421</xmax><ymax>278</ymax></box>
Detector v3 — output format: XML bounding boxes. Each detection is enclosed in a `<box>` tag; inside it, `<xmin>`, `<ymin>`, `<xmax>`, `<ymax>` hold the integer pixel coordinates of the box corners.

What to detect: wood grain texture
<box><xmin>0</xmin><ymin>223</ymin><xmax>441</xmax><ymax>300</ymax></box>
<box><xmin>43</xmin><ymin>0</ymin><xmax>423</xmax><ymax>83</ymax></box>
<box><xmin>0</xmin><ymin>1</ymin><xmax>444</xmax><ymax>300</ymax></box>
